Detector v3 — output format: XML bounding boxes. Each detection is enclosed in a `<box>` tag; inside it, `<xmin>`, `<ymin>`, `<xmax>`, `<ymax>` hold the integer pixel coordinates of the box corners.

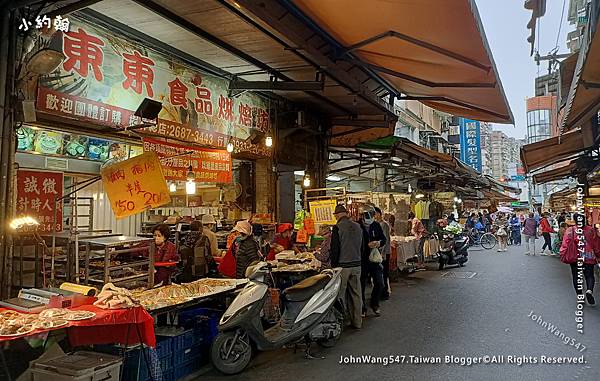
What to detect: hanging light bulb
<box><xmin>169</xmin><ymin>182</ymin><xmax>177</xmax><ymax>193</ymax></box>
<box><xmin>408</xmin><ymin>184</ymin><xmax>413</xmax><ymax>193</ymax></box>
<box><xmin>186</xmin><ymin>165</ymin><xmax>194</xmax><ymax>181</ymax></box>
<box><xmin>186</xmin><ymin>180</ymin><xmax>196</xmax><ymax>195</ymax></box>
<box><xmin>226</xmin><ymin>141</ymin><xmax>234</xmax><ymax>153</ymax></box>
<box><xmin>303</xmin><ymin>174</ymin><xmax>311</xmax><ymax>188</ymax></box>
<box><xmin>265</xmin><ymin>135</ymin><xmax>273</xmax><ymax>147</ymax></box>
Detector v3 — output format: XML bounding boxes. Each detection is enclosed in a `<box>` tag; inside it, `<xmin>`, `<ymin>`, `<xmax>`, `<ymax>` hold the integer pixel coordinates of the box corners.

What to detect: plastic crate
<box><xmin>93</xmin><ymin>344</ymin><xmax>171</xmax><ymax>381</ymax></box>
<box><xmin>173</xmin><ymin>344</ymin><xmax>206</xmax><ymax>366</ymax></box>
<box><xmin>178</xmin><ymin>307</ymin><xmax>223</xmax><ymax>343</ymax></box>
<box><xmin>172</xmin><ymin>330</ymin><xmax>195</xmax><ymax>351</ymax></box>
<box><xmin>173</xmin><ymin>356</ymin><xmax>203</xmax><ymax>380</ymax></box>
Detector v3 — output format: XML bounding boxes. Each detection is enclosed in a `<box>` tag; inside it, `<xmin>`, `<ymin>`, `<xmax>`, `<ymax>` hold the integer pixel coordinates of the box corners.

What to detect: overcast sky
<box><xmin>476</xmin><ymin>0</ymin><xmax>572</xmax><ymax>139</ymax></box>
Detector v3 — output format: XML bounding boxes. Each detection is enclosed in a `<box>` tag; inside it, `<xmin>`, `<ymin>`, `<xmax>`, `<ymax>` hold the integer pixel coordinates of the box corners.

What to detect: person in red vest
<box><xmin>540</xmin><ymin>212</ymin><xmax>555</xmax><ymax>256</ymax></box>
<box><xmin>267</xmin><ymin>223</ymin><xmax>298</xmax><ymax>260</ymax></box>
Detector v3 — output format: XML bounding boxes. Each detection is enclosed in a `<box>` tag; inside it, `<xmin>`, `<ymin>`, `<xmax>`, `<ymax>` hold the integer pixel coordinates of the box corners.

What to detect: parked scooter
<box><xmin>211</xmin><ymin>262</ymin><xmax>344</xmax><ymax>374</ymax></box>
<box><xmin>437</xmin><ymin>231</ymin><xmax>469</xmax><ymax>270</ymax></box>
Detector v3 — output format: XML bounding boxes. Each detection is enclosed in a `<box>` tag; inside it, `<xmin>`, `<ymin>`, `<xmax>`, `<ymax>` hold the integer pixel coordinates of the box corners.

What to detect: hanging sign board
<box><xmin>101</xmin><ymin>152</ymin><xmax>171</xmax><ymax>219</ymax></box>
<box><xmin>309</xmin><ymin>200</ymin><xmax>337</xmax><ymax>225</ymax></box>
<box><xmin>142</xmin><ymin>138</ymin><xmax>232</xmax><ymax>183</ymax></box>
<box><xmin>16</xmin><ymin>170</ymin><xmax>64</xmax><ymax>232</ymax></box>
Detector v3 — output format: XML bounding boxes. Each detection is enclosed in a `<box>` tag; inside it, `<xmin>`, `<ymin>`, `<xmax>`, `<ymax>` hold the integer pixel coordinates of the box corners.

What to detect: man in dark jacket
<box><xmin>232</xmin><ymin>220</ymin><xmax>261</xmax><ymax>279</ymax></box>
<box><xmin>330</xmin><ymin>204</ymin><xmax>363</xmax><ymax>329</ymax></box>
<box><xmin>360</xmin><ymin>207</ymin><xmax>386</xmax><ymax>316</ymax></box>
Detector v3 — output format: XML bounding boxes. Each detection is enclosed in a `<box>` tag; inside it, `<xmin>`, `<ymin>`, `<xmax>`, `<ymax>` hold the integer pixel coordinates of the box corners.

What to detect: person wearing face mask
<box><xmin>232</xmin><ymin>220</ymin><xmax>261</xmax><ymax>279</ymax></box>
<box><xmin>359</xmin><ymin>207</ymin><xmax>386</xmax><ymax>317</ymax></box>
<box><xmin>151</xmin><ymin>224</ymin><xmax>179</xmax><ymax>285</ymax></box>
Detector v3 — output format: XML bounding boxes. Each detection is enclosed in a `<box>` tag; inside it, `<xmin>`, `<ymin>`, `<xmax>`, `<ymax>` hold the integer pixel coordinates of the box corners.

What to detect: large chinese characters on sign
<box><xmin>16</xmin><ymin>170</ymin><xmax>63</xmax><ymax>232</ymax></box>
<box><xmin>143</xmin><ymin>138</ymin><xmax>232</xmax><ymax>183</ymax></box>
<box><xmin>37</xmin><ymin>17</ymin><xmax>271</xmax><ymax>157</ymax></box>
<box><xmin>101</xmin><ymin>152</ymin><xmax>171</xmax><ymax>219</ymax></box>
<box><xmin>459</xmin><ymin>118</ymin><xmax>482</xmax><ymax>173</ymax></box>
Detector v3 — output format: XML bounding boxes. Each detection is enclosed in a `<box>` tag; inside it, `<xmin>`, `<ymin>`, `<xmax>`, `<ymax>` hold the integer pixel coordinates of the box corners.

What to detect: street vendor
<box><xmin>267</xmin><ymin>223</ymin><xmax>299</xmax><ymax>260</ymax></box>
<box><xmin>202</xmin><ymin>214</ymin><xmax>220</xmax><ymax>257</ymax></box>
<box><xmin>152</xmin><ymin>224</ymin><xmax>179</xmax><ymax>285</ymax></box>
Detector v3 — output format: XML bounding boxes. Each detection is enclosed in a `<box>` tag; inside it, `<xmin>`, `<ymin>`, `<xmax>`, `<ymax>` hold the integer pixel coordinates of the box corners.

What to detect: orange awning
<box><xmin>291</xmin><ymin>0</ymin><xmax>513</xmax><ymax>123</ymax></box>
<box><xmin>561</xmin><ymin>6</ymin><xmax>600</xmax><ymax>131</ymax></box>
<box><xmin>521</xmin><ymin>130</ymin><xmax>587</xmax><ymax>173</ymax></box>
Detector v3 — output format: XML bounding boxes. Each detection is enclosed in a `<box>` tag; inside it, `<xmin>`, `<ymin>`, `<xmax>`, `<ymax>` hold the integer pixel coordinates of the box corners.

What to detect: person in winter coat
<box><xmin>523</xmin><ymin>213</ymin><xmax>539</xmax><ymax>256</ymax></box>
<box><xmin>560</xmin><ymin>217</ymin><xmax>600</xmax><ymax>305</ymax></box>
<box><xmin>540</xmin><ymin>213</ymin><xmax>554</xmax><ymax>256</ymax></box>
<box><xmin>358</xmin><ymin>211</ymin><xmax>385</xmax><ymax>317</ymax></box>
<box><xmin>494</xmin><ymin>213</ymin><xmax>509</xmax><ymax>252</ymax></box>
<box><xmin>151</xmin><ymin>224</ymin><xmax>180</xmax><ymax>285</ymax></box>
<box><xmin>330</xmin><ymin>204</ymin><xmax>364</xmax><ymax>329</ymax></box>
<box><xmin>232</xmin><ymin>220</ymin><xmax>261</xmax><ymax>279</ymax></box>
<box><xmin>509</xmin><ymin>214</ymin><xmax>522</xmax><ymax>245</ymax></box>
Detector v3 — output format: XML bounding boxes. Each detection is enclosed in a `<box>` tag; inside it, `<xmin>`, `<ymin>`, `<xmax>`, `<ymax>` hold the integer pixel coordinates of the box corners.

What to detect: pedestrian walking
<box><xmin>523</xmin><ymin>212</ymin><xmax>538</xmax><ymax>256</ymax></box>
<box><xmin>330</xmin><ymin>204</ymin><xmax>364</xmax><ymax>328</ymax></box>
<box><xmin>540</xmin><ymin>212</ymin><xmax>554</xmax><ymax>256</ymax></box>
<box><xmin>408</xmin><ymin>212</ymin><xmax>427</xmax><ymax>268</ymax></box>
<box><xmin>509</xmin><ymin>213</ymin><xmax>522</xmax><ymax>245</ymax></box>
<box><xmin>374</xmin><ymin>206</ymin><xmax>391</xmax><ymax>300</ymax></box>
<box><xmin>559</xmin><ymin>217</ymin><xmax>600</xmax><ymax>305</ymax></box>
<box><xmin>358</xmin><ymin>208</ymin><xmax>386</xmax><ymax>317</ymax></box>
<box><xmin>494</xmin><ymin>213</ymin><xmax>508</xmax><ymax>252</ymax></box>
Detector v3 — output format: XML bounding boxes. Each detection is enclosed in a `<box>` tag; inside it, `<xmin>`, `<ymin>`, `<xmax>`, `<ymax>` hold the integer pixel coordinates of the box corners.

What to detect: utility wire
<box><xmin>555</xmin><ymin>0</ymin><xmax>568</xmax><ymax>51</ymax></box>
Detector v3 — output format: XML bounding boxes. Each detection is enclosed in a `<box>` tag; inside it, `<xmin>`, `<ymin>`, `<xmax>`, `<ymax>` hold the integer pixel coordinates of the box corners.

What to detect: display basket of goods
<box><xmin>132</xmin><ymin>278</ymin><xmax>241</xmax><ymax>311</ymax></box>
<box><xmin>274</xmin><ymin>250</ymin><xmax>315</xmax><ymax>264</ymax></box>
<box><xmin>0</xmin><ymin>307</ymin><xmax>97</xmax><ymax>338</ymax></box>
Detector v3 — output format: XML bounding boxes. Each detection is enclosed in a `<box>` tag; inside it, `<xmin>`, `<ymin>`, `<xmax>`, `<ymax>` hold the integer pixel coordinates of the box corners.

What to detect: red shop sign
<box><xmin>143</xmin><ymin>137</ymin><xmax>232</xmax><ymax>183</ymax></box>
<box><xmin>16</xmin><ymin>170</ymin><xmax>63</xmax><ymax>232</ymax></box>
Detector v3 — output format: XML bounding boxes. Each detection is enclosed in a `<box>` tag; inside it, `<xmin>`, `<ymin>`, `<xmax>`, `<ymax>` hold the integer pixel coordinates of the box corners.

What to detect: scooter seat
<box><xmin>283</xmin><ymin>273</ymin><xmax>331</xmax><ymax>302</ymax></box>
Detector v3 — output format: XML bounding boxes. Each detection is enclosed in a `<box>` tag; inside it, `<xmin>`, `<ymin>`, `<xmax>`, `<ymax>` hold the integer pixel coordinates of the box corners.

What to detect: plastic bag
<box><xmin>294</xmin><ymin>210</ymin><xmax>306</xmax><ymax>230</ymax></box>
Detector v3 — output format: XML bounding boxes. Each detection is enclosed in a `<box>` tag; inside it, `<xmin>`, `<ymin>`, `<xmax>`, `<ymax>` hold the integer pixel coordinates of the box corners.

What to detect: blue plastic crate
<box><xmin>174</xmin><ymin>344</ymin><xmax>207</xmax><ymax>366</ymax></box>
<box><xmin>173</xmin><ymin>356</ymin><xmax>203</xmax><ymax>380</ymax></box>
<box><xmin>155</xmin><ymin>336</ymin><xmax>172</xmax><ymax>359</ymax></box>
<box><xmin>94</xmin><ymin>343</ymin><xmax>172</xmax><ymax>381</ymax></box>
<box><xmin>178</xmin><ymin>307</ymin><xmax>222</xmax><ymax>343</ymax></box>
<box><xmin>172</xmin><ymin>330</ymin><xmax>195</xmax><ymax>351</ymax></box>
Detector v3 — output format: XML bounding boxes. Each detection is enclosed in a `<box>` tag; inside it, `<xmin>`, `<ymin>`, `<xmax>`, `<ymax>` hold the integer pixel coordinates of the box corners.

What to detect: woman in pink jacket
<box><xmin>560</xmin><ymin>217</ymin><xmax>600</xmax><ymax>305</ymax></box>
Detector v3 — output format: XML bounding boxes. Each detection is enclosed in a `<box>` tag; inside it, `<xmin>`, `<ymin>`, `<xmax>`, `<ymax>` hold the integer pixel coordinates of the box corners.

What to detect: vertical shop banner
<box><xmin>36</xmin><ymin>17</ymin><xmax>271</xmax><ymax>157</ymax></box>
<box><xmin>101</xmin><ymin>152</ymin><xmax>171</xmax><ymax>219</ymax></box>
<box><xmin>309</xmin><ymin>200</ymin><xmax>337</xmax><ymax>225</ymax></box>
<box><xmin>142</xmin><ymin>138</ymin><xmax>232</xmax><ymax>183</ymax></box>
<box><xmin>459</xmin><ymin>118</ymin><xmax>482</xmax><ymax>173</ymax></box>
<box><xmin>16</xmin><ymin>170</ymin><xmax>63</xmax><ymax>232</ymax></box>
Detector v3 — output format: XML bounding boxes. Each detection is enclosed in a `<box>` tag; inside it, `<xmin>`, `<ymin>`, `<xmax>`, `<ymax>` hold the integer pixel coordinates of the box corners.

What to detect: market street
<box><xmin>198</xmin><ymin>243</ymin><xmax>600</xmax><ymax>381</ymax></box>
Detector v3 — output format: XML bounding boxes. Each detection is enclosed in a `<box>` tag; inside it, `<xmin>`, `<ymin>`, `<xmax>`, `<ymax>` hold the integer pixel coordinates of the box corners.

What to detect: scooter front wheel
<box><xmin>211</xmin><ymin>330</ymin><xmax>252</xmax><ymax>375</ymax></box>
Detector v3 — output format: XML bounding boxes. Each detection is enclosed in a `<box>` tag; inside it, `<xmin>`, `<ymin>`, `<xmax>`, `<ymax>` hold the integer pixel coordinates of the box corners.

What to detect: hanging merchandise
<box><xmin>304</xmin><ymin>214</ymin><xmax>316</xmax><ymax>235</ymax></box>
<box><xmin>294</xmin><ymin>210</ymin><xmax>306</xmax><ymax>230</ymax></box>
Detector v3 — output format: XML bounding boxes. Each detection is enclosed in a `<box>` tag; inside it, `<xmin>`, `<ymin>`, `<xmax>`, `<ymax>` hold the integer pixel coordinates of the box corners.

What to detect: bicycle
<box><xmin>466</xmin><ymin>227</ymin><xmax>497</xmax><ymax>250</ymax></box>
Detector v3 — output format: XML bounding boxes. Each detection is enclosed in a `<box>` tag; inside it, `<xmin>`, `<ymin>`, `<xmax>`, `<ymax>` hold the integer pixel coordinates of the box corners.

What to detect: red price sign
<box><xmin>16</xmin><ymin>170</ymin><xmax>63</xmax><ymax>232</ymax></box>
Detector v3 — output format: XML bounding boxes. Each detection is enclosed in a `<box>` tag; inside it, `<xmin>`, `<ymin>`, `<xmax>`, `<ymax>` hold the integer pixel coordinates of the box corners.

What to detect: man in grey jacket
<box><xmin>330</xmin><ymin>204</ymin><xmax>363</xmax><ymax>329</ymax></box>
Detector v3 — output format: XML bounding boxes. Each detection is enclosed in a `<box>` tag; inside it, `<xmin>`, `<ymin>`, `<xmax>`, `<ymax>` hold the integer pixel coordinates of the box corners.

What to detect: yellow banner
<box><xmin>310</xmin><ymin>200</ymin><xmax>337</xmax><ymax>225</ymax></box>
<box><xmin>101</xmin><ymin>152</ymin><xmax>171</xmax><ymax>219</ymax></box>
